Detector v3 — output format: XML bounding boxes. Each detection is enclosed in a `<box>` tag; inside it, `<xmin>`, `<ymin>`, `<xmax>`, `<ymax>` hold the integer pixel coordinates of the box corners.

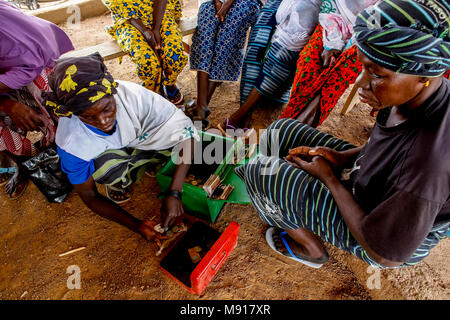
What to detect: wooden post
<box><xmin>341</xmin><ymin>84</ymin><xmax>360</xmax><ymax>115</ymax></box>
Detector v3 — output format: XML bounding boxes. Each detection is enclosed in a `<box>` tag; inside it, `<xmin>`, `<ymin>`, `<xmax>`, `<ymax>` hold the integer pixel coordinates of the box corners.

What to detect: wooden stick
<box><xmin>59</xmin><ymin>247</ymin><xmax>86</xmax><ymax>257</ymax></box>
<box><xmin>341</xmin><ymin>84</ymin><xmax>360</xmax><ymax>115</ymax></box>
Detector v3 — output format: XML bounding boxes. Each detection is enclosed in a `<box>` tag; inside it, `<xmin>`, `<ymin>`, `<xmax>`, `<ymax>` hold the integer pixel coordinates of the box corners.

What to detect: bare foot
<box><xmin>272</xmin><ymin>228</ymin><xmax>327</xmax><ymax>261</ymax></box>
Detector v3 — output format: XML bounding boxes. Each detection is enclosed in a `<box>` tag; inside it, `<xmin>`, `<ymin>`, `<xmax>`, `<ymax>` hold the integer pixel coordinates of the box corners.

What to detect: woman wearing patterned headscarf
<box><xmin>236</xmin><ymin>0</ymin><xmax>449</xmax><ymax>268</ymax></box>
<box><xmin>45</xmin><ymin>53</ymin><xmax>199</xmax><ymax>241</ymax></box>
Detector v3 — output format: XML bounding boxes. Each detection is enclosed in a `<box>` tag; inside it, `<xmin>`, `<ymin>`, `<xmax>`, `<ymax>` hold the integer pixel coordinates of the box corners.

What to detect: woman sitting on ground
<box><xmin>0</xmin><ymin>1</ymin><xmax>74</xmax><ymax>198</ymax></box>
<box><xmin>218</xmin><ymin>0</ymin><xmax>322</xmax><ymax>133</ymax></box>
<box><xmin>102</xmin><ymin>0</ymin><xmax>187</xmax><ymax>105</ymax></box>
<box><xmin>279</xmin><ymin>0</ymin><xmax>378</xmax><ymax>127</ymax></box>
<box><xmin>187</xmin><ymin>0</ymin><xmax>261</xmax><ymax>129</ymax></box>
<box><xmin>236</xmin><ymin>0</ymin><xmax>449</xmax><ymax>268</ymax></box>
<box><xmin>44</xmin><ymin>53</ymin><xmax>199</xmax><ymax>240</ymax></box>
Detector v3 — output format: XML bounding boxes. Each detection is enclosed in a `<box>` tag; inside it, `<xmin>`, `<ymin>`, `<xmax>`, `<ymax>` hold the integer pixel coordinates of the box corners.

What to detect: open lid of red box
<box><xmin>160</xmin><ymin>221</ymin><xmax>240</xmax><ymax>295</ymax></box>
<box><xmin>190</xmin><ymin>221</ymin><xmax>239</xmax><ymax>294</ymax></box>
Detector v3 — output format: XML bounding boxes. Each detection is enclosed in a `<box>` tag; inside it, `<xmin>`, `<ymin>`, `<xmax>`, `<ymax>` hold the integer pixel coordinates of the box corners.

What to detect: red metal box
<box><xmin>160</xmin><ymin>221</ymin><xmax>240</xmax><ymax>295</ymax></box>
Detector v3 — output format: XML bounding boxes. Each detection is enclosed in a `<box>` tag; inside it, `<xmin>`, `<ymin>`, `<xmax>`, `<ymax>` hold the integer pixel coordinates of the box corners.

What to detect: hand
<box><xmin>289</xmin><ymin>146</ymin><xmax>350</xmax><ymax>169</ymax></box>
<box><xmin>4</xmin><ymin>100</ymin><xmax>44</xmax><ymax>132</ymax></box>
<box><xmin>213</xmin><ymin>0</ymin><xmax>222</xmax><ymax>12</ymax></box>
<box><xmin>305</xmin><ymin>147</ymin><xmax>347</xmax><ymax>169</ymax></box>
<box><xmin>144</xmin><ymin>28</ymin><xmax>161</xmax><ymax>52</ymax></box>
<box><xmin>138</xmin><ymin>220</ymin><xmax>169</xmax><ymax>243</ymax></box>
<box><xmin>287</xmin><ymin>155</ymin><xmax>336</xmax><ymax>185</ymax></box>
<box><xmin>214</xmin><ymin>0</ymin><xmax>233</xmax><ymax>22</ymax></box>
<box><xmin>321</xmin><ymin>49</ymin><xmax>341</xmax><ymax>68</ymax></box>
<box><xmin>161</xmin><ymin>196</ymin><xmax>184</xmax><ymax>229</ymax></box>
<box><xmin>287</xmin><ymin>146</ymin><xmax>314</xmax><ymax>162</ymax></box>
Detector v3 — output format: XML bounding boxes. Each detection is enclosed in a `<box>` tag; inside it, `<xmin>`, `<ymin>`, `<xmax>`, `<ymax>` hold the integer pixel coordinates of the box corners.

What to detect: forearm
<box><xmin>169</xmin><ymin>139</ymin><xmax>194</xmax><ymax>192</ymax></box>
<box><xmin>0</xmin><ymin>96</ymin><xmax>14</xmax><ymax>114</ymax></box>
<box><xmin>80</xmin><ymin>191</ymin><xmax>141</xmax><ymax>233</ymax></box>
<box><xmin>151</xmin><ymin>0</ymin><xmax>167</xmax><ymax>32</ymax></box>
<box><xmin>0</xmin><ymin>80</ymin><xmax>11</xmax><ymax>94</ymax></box>
<box><xmin>130</xmin><ymin>17</ymin><xmax>152</xmax><ymax>38</ymax></box>
<box><xmin>324</xmin><ymin>176</ymin><xmax>402</xmax><ymax>267</ymax></box>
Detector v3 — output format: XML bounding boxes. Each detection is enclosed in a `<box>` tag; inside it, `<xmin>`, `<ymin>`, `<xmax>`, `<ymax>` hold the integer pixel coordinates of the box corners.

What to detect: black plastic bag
<box><xmin>22</xmin><ymin>147</ymin><xmax>73</xmax><ymax>203</ymax></box>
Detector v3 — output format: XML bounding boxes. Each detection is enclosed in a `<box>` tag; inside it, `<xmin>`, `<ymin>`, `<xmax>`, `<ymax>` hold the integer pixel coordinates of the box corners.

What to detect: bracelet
<box><xmin>165</xmin><ymin>189</ymin><xmax>182</xmax><ymax>199</ymax></box>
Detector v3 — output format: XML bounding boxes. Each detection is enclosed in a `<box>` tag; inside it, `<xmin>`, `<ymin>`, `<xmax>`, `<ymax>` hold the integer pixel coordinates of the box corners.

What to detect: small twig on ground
<box><xmin>59</xmin><ymin>247</ymin><xmax>86</xmax><ymax>257</ymax></box>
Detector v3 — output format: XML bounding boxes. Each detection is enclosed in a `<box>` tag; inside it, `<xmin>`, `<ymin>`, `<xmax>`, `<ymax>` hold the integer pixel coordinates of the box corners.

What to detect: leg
<box><xmin>235</xmin><ymin>150</ymin><xmax>355</xmax><ymax>267</ymax></box>
<box><xmin>226</xmin><ymin>42</ymin><xmax>300</xmax><ymax>128</ymax></box>
<box><xmin>159</xmin><ymin>10</ymin><xmax>188</xmax><ymax>103</ymax></box>
<box><xmin>294</xmin><ymin>94</ymin><xmax>321</xmax><ymax>127</ymax></box>
<box><xmin>209</xmin><ymin>0</ymin><xmax>260</xmax><ymax>83</ymax></box>
<box><xmin>259</xmin><ymin>118</ymin><xmax>355</xmax><ymax>159</ymax></box>
<box><xmin>240</xmin><ymin>0</ymin><xmax>282</xmax><ymax>103</ymax></box>
<box><xmin>190</xmin><ymin>1</ymin><xmax>220</xmax><ymax>78</ymax></box>
<box><xmin>207</xmin><ymin>81</ymin><xmax>221</xmax><ymax>105</ymax></box>
<box><xmin>193</xmin><ymin>74</ymin><xmax>221</xmax><ymax>117</ymax></box>
<box><xmin>191</xmin><ymin>71</ymin><xmax>212</xmax><ymax>125</ymax></box>
<box><xmin>0</xmin><ymin>150</ymin><xmax>28</xmax><ymax>198</ymax></box>
<box><xmin>226</xmin><ymin>88</ymin><xmax>262</xmax><ymax>128</ymax></box>
<box><xmin>280</xmin><ymin>227</ymin><xmax>327</xmax><ymax>260</ymax></box>
<box><xmin>116</xmin><ymin>24</ymin><xmax>162</xmax><ymax>92</ymax></box>
<box><xmin>279</xmin><ymin>25</ymin><xmax>325</xmax><ymax>120</ymax></box>
<box><xmin>255</xmin><ymin>42</ymin><xmax>300</xmax><ymax>103</ymax></box>
<box><xmin>316</xmin><ymin>47</ymin><xmax>361</xmax><ymax>125</ymax></box>
<box><xmin>0</xmin><ymin>124</ymin><xmax>34</xmax><ymax>198</ymax></box>
<box><xmin>189</xmin><ymin>2</ymin><xmax>220</xmax><ymax>124</ymax></box>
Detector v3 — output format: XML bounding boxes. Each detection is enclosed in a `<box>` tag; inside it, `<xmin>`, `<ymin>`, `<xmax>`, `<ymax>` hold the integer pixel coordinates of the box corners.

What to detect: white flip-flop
<box><xmin>265</xmin><ymin>227</ymin><xmax>328</xmax><ymax>269</ymax></box>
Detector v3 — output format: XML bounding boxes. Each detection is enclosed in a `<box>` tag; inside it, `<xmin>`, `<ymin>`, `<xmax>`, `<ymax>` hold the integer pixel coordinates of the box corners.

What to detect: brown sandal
<box><xmin>106</xmin><ymin>185</ymin><xmax>132</xmax><ymax>204</ymax></box>
<box><xmin>7</xmin><ymin>179</ymin><xmax>28</xmax><ymax>199</ymax></box>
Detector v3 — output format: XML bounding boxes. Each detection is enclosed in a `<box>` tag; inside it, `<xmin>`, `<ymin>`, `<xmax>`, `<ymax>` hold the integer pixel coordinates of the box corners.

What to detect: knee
<box><xmin>261</xmin><ymin>119</ymin><xmax>311</xmax><ymax>155</ymax></box>
<box><xmin>263</xmin><ymin>118</ymin><xmax>298</xmax><ymax>142</ymax></box>
<box><xmin>137</xmin><ymin>53</ymin><xmax>160</xmax><ymax>73</ymax></box>
<box><xmin>260</xmin><ymin>119</ymin><xmax>291</xmax><ymax>154</ymax></box>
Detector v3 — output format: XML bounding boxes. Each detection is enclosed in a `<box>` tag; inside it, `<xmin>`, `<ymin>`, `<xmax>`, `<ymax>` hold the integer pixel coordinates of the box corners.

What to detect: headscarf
<box><xmin>354</xmin><ymin>0</ymin><xmax>450</xmax><ymax>77</ymax></box>
<box><xmin>42</xmin><ymin>52</ymin><xmax>118</xmax><ymax>117</ymax></box>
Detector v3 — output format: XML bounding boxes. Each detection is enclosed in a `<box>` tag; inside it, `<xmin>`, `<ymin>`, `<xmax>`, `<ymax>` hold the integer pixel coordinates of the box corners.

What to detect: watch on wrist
<box><xmin>165</xmin><ymin>189</ymin><xmax>182</xmax><ymax>199</ymax></box>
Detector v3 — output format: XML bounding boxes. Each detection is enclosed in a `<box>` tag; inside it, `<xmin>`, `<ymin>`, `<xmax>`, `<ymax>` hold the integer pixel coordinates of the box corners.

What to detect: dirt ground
<box><xmin>0</xmin><ymin>1</ymin><xmax>448</xmax><ymax>301</ymax></box>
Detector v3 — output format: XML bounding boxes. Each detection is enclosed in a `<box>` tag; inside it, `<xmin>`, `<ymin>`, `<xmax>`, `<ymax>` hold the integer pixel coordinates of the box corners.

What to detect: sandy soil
<box><xmin>0</xmin><ymin>1</ymin><xmax>448</xmax><ymax>300</ymax></box>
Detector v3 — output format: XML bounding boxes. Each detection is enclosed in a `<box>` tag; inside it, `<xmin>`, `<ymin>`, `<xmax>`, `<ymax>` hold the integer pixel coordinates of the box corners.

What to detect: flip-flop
<box><xmin>265</xmin><ymin>227</ymin><xmax>328</xmax><ymax>269</ymax></box>
<box><xmin>192</xmin><ymin>107</ymin><xmax>211</xmax><ymax>131</ymax></box>
<box><xmin>106</xmin><ymin>185</ymin><xmax>131</xmax><ymax>204</ymax></box>
<box><xmin>7</xmin><ymin>179</ymin><xmax>28</xmax><ymax>199</ymax></box>
<box><xmin>163</xmin><ymin>85</ymin><xmax>184</xmax><ymax>106</ymax></box>
<box><xmin>183</xmin><ymin>101</ymin><xmax>211</xmax><ymax>130</ymax></box>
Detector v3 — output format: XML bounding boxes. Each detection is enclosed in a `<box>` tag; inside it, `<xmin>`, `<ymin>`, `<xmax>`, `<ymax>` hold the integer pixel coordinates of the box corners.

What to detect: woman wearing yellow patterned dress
<box><xmin>102</xmin><ymin>0</ymin><xmax>187</xmax><ymax>104</ymax></box>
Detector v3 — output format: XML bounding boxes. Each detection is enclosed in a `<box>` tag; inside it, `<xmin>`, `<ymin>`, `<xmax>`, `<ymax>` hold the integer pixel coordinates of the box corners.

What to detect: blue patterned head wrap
<box><xmin>354</xmin><ymin>0</ymin><xmax>450</xmax><ymax>77</ymax></box>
